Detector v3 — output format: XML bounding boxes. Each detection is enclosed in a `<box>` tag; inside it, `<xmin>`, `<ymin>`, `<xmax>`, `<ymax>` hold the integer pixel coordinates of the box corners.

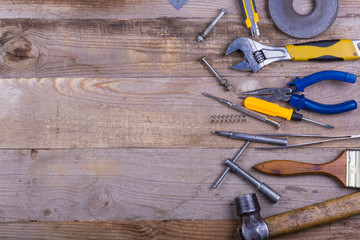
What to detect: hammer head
<box><xmin>226</xmin><ymin>37</ymin><xmax>261</xmax><ymax>73</ymax></box>
<box><xmin>235</xmin><ymin>193</ymin><xmax>269</xmax><ymax>240</ymax></box>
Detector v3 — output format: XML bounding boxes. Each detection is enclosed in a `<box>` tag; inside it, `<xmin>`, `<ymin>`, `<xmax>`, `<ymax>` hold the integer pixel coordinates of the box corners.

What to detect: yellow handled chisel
<box><xmin>226</xmin><ymin>38</ymin><xmax>360</xmax><ymax>72</ymax></box>
<box><xmin>244</xmin><ymin>97</ymin><xmax>334</xmax><ymax>129</ymax></box>
<box><xmin>237</xmin><ymin>0</ymin><xmax>259</xmax><ymax>37</ymax></box>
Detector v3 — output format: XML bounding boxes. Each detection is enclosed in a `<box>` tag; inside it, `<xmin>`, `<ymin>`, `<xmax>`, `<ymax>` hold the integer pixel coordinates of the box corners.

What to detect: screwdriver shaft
<box><xmin>244</xmin><ymin>97</ymin><xmax>334</xmax><ymax>129</ymax></box>
<box><xmin>302</xmin><ymin>117</ymin><xmax>334</xmax><ymax>129</ymax></box>
<box><xmin>202</xmin><ymin>92</ymin><xmax>281</xmax><ymax>128</ymax></box>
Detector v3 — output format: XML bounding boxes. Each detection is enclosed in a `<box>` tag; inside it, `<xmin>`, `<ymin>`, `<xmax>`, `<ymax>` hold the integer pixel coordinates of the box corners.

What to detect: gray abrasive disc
<box><xmin>269</xmin><ymin>0</ymin><xmax>339</xmax><ymax>39</ymax></box>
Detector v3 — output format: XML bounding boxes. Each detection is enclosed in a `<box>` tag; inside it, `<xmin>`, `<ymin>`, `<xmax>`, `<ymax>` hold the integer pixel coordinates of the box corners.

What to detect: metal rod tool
<box><xmin>225</xmin><ymin>160</ymin><xmax>281</xmax><ymax>203</ymax></box>
<box><xmin>197</xmin><ymin>8</ymin><xmax>227</xmax><ymax>42</ymax></box>
<box><xmin>212</xmin><ymin>132</ymin><xmax>286</xmax><ymax>189</ymax></box>
<box><xmin>244</xmin><ymin>97</ymin><xmax>334</xmax><ymax>129</ymax></box>
<box><xmin>213</xmin><ymin>141</ymin><xmax>250</xmax><ymax>189</ymax></box>
<box><xmin>200</xmin><ymin>57</ymin><xmax>232</xmax><ymax>91</ymax></box>
<box><xmin>202</xmin><ymin>92</ymin><xmax>281</xmax><ymax>128</ymax></box>
<box><xmin>213</xmin><ymin>131</ymin><xmax>287</xmax><ymax>145</ymax></box>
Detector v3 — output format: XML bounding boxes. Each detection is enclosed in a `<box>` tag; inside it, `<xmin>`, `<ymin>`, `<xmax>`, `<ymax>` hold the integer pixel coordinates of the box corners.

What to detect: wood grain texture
<box><xmin>0</xmin><ymin>0</ymin><xmax>359</xmax><ymax>239</ymax></box>
<box><xmin>253</xmin><ymin>151</ymin><xmax>348</xmax><ymax>187</ymax></box>
<box><xmin>0</xmin><ymin>78</ymin><xmax>359</xmax><ymax>148</ymax></box>
<box><xmin>0</xmin><ymin>148</ymin><xmax>356</xmax><ymax>222</ymax></box>
<box><xmin>0</xmin><ymin>216</ymin><xmax>359</xmax><ymax>240</ymax></box>
<box><xmin>267</xmin><ymin>191</ymin><xmax>360</xmax><ymax>237</ymax></box>
<box><xmin>0</xmin><ymin>0</ymin><xmax>358</xmax><ymax>19</ymax></box>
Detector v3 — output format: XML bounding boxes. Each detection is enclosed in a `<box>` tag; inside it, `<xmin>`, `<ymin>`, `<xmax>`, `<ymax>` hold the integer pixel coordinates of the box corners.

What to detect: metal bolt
<box><xmin>200</xmin><ymin>57</ymin><xmax>232</xmax><ymax>91</ymax></box>
<box><xmin>197</xmin><ymin>8</ymin><xmax>227</xmax><ymax>42</ymax></box>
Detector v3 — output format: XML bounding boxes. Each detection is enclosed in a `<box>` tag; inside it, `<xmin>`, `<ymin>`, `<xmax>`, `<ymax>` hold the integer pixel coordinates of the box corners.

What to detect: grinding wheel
<box><xmin>269</xmin><ymin>0</ymin><xmax>339</xmax><ymax>39</ymax></box>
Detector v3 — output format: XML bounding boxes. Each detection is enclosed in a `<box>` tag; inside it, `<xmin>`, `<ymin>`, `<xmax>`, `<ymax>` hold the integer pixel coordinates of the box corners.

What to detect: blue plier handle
<box><xmin>288</xmin><ymin>71</ymin><xmax>357</xmax><ymax>114</ymax></box>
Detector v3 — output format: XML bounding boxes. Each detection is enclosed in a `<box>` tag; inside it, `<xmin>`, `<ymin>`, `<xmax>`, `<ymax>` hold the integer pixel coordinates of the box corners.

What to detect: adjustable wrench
<box><xmin>226</xmin><ymin>37</ymin><xmax>360</xmax><ymax>72</ymax></box>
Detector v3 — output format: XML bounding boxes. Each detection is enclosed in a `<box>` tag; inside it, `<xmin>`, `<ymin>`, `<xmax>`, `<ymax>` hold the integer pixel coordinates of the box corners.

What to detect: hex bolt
<box><xmin>197</xmin><ymin>8</ymin><xmax>227</xmax><ymax>42</ymax></box>
<box><xmin>200</xmin><ymin>57</ymin><xmax>232</xmax><ymax>91</ymax></box>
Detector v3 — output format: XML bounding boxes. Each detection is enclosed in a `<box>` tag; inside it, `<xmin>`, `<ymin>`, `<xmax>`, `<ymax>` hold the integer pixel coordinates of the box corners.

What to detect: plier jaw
<box><xmin>240</xmin><ymin>87</ymin><xmax>294</xmax><ymax>102</ymax></box>
<box><xmin>240</xmin><ymin>71</ymin><xmax>358</xmax><ymax>114</ymax></box>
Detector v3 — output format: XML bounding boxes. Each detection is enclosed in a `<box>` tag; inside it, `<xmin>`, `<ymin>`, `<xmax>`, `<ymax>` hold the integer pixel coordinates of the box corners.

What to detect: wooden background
<box><xmin>0</xmin><ymin>0</ymin><xmax>359</xmax><ymax>239</ymax></box>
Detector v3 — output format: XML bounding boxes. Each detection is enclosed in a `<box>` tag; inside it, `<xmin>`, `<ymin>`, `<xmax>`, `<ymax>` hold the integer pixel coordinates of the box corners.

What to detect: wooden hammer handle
<box><xmin>265</xmin><ymin>191</ymin><xmax>360</xmax><ymax>237</ymax></box>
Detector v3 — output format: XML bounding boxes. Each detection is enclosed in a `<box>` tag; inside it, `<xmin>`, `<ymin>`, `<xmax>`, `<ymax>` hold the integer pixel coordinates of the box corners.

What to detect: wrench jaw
<box><xmin>226</xmin><ymin>37</ymin><xmax>261</xmax><ymax>72</ymax></box>
<box><xmin>226</xmin><ymin>37</ymin><xmax>291</xmax><ymax>73</ymax></box>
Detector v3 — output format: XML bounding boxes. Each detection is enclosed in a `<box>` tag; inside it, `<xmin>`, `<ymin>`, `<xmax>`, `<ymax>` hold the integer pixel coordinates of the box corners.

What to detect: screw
<box><xmin>197</xmin><ymin>8</ymin><xmax>227</xmax><ymax>42</ymax></box>
<box><xmin>200</xmin><ymin>57</ymin><xmax>232</xmax><ymax>91</ymax></box>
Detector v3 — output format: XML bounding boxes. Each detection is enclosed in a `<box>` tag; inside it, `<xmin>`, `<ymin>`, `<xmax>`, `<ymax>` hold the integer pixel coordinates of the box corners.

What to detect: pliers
<box><xmin>240</xmin><ymin>70</ymin><xmax>357</xmax><ymax>114</ymax></box>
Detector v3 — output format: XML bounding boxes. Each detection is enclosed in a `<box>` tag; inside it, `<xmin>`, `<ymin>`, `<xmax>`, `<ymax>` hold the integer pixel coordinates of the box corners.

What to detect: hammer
<box><xmin>235</xmin><ymin>191</ymin><xmax>360</xmax><ymax>239</ymax></box>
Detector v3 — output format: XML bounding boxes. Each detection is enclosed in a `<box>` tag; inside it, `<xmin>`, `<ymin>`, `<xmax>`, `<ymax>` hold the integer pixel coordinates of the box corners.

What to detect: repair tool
<box><xmin>258</xmin><ymin>134</ymin><xmax>360</xmax><ymax>149</ymax></box>
<box><xmin>235</xmin><ymin>191</ymin><xmax>360</xmax><ymax>239</ymax></box>
<box><xmin>235</xmin><ymin>193</ymin><xmax>268</xmax><ymax>240</ymax></box>
<box><xmin>169</xmin><ymin>0</ymin><xmax>189</xmax><ymax>10</ymax></box>
<box><xmin>269</xmin><ymin>0</ymin><xmax>338</xmax><ymax>39</ymax></box>
<box><xmin>213</xmin><ymin>141</ymin><xmax>250</xmax><ymax>189</ymax></box>
<box><xmin>240</xmin><ymin>70</ymin><xmax>357</xmax><ymax>114</ymax></box>
<box><xmin>225</xmin><ymin>160</ymin><xmax>281</xmax><ymax>203</ymax></box>
<box><xmin>237</xmin><ymin>0</ymin><xmax>260</xmax><ymax>37</ymax></box>
<box><xmin>197</xmin><ymin>8</ymin><xmax>227</xmax><ymax>42</ymax></box>
<box><xmin>213</xmin><ymin>131</ymin><xmax>287</xmax><ymax>146</ymax></box>
<box><xmin>244</xmin><ymin>97</ymin><xmax>334</xmax><ymax>129</ymax></box>
<box><xmin>226</xmin><ymin>37</ymin><xmax>360</xmax><ymax>72</ymax></box>
<box><xmin>200</xmin><ymin>57</ymin><xmax>232</xmax><ymax>91</ymax></box>
<box><xmin>213</xmin><ymin>133</ymin><xmax>286</xmax><ymax>190</ymax></box>
<box><xmin>253</xmin><ymin>150</ymin><xmax>360</xmax><ymax>188</ymax></box>
<box><xmin>202</xmin><ymin>92</ymin><xmax>281</xmax><ymax>128</ymax></box>
<box><xmin>213</xmin><ymin>131</ymin><xmax>360</xmax><ymax>149</ymax></box>
<box><xmin>210</xmin><ymin>114</ymin><xmax>246</xmax><ymax>123</ymax></box>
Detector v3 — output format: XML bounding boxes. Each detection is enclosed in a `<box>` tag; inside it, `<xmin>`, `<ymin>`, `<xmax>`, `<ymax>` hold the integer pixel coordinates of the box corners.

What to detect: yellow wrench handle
<box><xmin>285</xmin><ymin>39</ymin><xmax>359</xmax><ymax>61</ymax></box>
<box><xmin>244</xmin><ymin>97</ymin><xmax>293</xmax><ymax>121</ymax></box>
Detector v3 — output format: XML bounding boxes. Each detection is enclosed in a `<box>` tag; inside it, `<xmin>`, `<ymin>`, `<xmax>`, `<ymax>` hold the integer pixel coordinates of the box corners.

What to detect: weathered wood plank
<box><xmin>0</xmin><ymin>16</ymin><xmax>359</xmax><ymax>78</ymax></box>
<box><xmin>0</xmin><ymin>148</ymin><xmax>355</xmax><ymax>222</ymax></box>
<box><xmin>0</xmin><ymin>0</ymin><xmax>358</xmax><ymax>19</ymax></box>
<box><xmin>0</xmin><ymin>216</ymin><xmax>359</xmax><ymax>240</ymax></box>
<box><xmin>0</xmin><ymin>78</ymin><xmax>359</xmax><ymax>148</ymax></box>
<box><xmin>0</xmin><ymin>0</ymin><xmax>359</xmax><ymax>239</ymax></box>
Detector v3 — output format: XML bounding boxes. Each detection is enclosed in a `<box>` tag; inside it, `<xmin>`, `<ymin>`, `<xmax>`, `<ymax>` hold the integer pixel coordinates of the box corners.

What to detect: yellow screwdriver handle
<box><xmin>244</xmin><ymin>97</ymin><xmax>293</xmax><ymax>121</ymax></box>
<box><xmin>285</xmin><ymin>39</ymin><xmax>359</xmax><ymax>61</ymax></box>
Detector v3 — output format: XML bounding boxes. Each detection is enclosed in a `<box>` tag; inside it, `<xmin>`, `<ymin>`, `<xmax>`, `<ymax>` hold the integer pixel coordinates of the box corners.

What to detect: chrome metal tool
<box><xmin>201</xmin><ymin>92</ymin><xmax>281</xmax><ymax>128</ymax></box>
<box><xmin>197</xmin><ymin>8</ymin><xmax>227</xmax><ymax>42</ymax></box>
<box><xmin>200</xmin><ymin>57</ymin><xmax>232</xmax><ymax>91</ymax></box>
<box><xmin>226</xmin><ymin>37</ymin><xmax>360</xmax><ymax>72</ymax></box>
<box><xmin>240</xmin><ymin>70</ymin><xmax>357</xmax><ymax>114</ymax></box>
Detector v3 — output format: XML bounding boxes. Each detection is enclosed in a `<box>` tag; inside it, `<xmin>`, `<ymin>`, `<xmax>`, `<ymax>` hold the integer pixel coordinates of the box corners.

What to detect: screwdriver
<box><xmin>244</xmin><ymin>97</ymin><xmax>334</xmax><ymax>129</ymax></box>
<box><xmin>202</xmin><ymin>92</ymin><xmax>281</xmax><ymax>128</ymax></box>
<box><xmin>237</xmin><ymin>0</ymin><xmax>260</xmax><ymax>37</ymax></box>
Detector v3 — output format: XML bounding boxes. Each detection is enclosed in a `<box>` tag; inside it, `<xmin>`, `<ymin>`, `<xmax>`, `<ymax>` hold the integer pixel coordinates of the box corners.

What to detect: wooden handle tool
<box><xmin>265</xmin><ymin>191</ymin><xmax>360</xmax><ymax>237</ymax></box>
<box><xmin>253</xmin><ymin>150</ymin><xmax>360</xmax><ymax>188</ymax></box>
